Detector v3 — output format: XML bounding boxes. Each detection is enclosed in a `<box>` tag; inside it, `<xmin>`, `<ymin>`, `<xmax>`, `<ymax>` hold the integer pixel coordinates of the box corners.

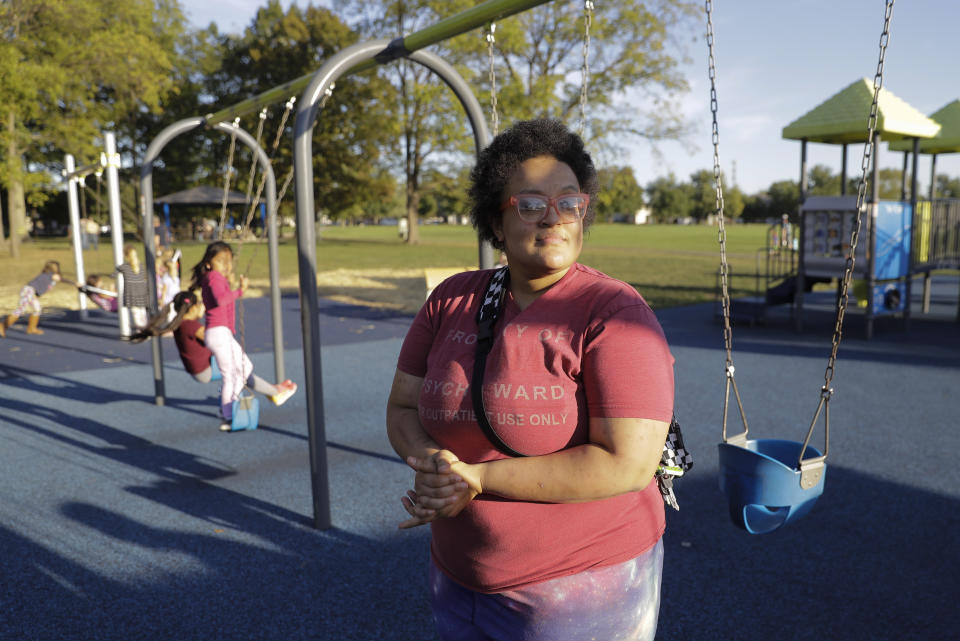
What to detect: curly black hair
<box><xmin>469</xmin><ymin>119</ymin><xmax>599</xmax><ymax>251</ymax></box>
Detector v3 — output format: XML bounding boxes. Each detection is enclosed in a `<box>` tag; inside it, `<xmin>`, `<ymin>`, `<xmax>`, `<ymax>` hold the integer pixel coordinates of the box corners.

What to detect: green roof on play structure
<box><xmin>782</xmin><ymin>78</ymin><xmax>941</xmax><ymax>144</ymax></box>
<box><xmin>888</xmin><ymin>99</ymin><xmax>960</xmax><ymax>154</ymax></box>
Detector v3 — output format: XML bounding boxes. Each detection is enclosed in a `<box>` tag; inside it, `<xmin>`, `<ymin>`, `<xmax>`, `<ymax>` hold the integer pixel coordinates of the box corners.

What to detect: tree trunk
<box><xmin>6</xmin><ymin>180</ymin><xmax>25</xmax><ymax>259</ymax></box>
<box><xmin>403</xmin><ymin>121</ymin><xmax>420</xmax><ymax>245</ymax></box>
<box><xmin>5</xmin><ymin>112</ymin><xmax>24</xmax><ymax>258</ymax></box>
<box><xmin>406</xmin><ymin>179</ymin><xmax>420</xmax><ymax>245</ymax></box>
<box><xmin>0</xmin><ymin>192</ymin><xmax>6</xmax><ymax>249</ymax></box>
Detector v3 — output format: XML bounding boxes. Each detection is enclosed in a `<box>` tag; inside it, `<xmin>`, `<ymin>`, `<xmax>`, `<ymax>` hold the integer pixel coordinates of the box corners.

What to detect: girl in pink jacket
<box><xmin>191</xmin><ymin>241</ymin><xmax>296</xmax><ymax>431</ymax></box>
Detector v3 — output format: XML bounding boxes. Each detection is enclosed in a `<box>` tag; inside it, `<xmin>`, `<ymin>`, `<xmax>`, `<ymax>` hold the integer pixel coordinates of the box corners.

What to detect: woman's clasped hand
<box><xmin>398</xmin><ymin>451</ymin><xmax>480</xmax><ymax>529</ymax></box>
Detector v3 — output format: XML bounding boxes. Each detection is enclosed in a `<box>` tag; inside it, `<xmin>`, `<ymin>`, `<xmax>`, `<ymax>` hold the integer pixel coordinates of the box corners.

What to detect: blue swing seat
<box><xmin>718</xmin><ymin>439</ymin><xmax>826</xmax><ymax>535</ymax></box>
<box><xmin>228</xmin><ymin>394</ymin><xmax>260</xmax><ymax>432</ymax></box>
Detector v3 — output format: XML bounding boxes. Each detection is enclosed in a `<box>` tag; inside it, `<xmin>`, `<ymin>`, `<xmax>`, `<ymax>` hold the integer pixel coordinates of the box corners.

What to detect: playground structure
<box><xmin>723</xmin><ymin>78</ymin><xmax>960</xmax><ymax>339</ymax></box>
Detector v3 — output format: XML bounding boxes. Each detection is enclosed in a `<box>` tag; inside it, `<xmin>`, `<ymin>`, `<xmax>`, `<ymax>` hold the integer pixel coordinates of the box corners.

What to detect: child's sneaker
<box><xmin>269</xmin><ymin>380</ymin><xmax>298</xmax><ymax>407</ymax></box>
<box><xmin>218</xmin><ymin>419</ymin><xmax>233</xmax><ymax>432</ymax></box>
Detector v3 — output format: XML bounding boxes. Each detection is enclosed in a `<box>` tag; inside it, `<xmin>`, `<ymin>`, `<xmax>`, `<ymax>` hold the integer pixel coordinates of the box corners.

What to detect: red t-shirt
<box><xmin>174</xmin><ymin>318</ymin><xmax>212</xmax><ymax>375</ymax></box>
<box><xmin>397</xmin><ymin>263</ymin><xmax>675</xmax><ymax>592</ymax></box>
<box><xmin>201</xmin><ymin>270</ymin><xmax>242</xmax><ymax>332</ymax></box>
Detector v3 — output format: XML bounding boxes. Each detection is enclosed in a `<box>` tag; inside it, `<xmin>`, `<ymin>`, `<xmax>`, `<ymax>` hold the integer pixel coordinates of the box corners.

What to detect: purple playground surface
<box><xmin>0</xmin><ymin>279</ymin><xmax>957</xmax><ymax>640</ymax></box>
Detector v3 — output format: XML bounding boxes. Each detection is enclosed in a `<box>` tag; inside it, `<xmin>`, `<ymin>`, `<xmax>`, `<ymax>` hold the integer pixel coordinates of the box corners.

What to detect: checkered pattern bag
<box><xmin>656</xmin><ymin>417</ymin><xmax>694</xmax><ymax>510</ymax></box>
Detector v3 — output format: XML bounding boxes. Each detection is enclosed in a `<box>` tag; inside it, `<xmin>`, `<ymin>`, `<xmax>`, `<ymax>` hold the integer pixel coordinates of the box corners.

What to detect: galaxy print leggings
<box><xmin>430</xmin><ymin>539</ymin><xmax>663</xmax><ymax>641</ymax></box>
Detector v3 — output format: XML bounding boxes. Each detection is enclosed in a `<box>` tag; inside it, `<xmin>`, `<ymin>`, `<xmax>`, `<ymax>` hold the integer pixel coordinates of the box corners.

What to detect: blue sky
<box><xmin>182</xmin><ymin>0</ymin><xmax>960</xmax><ymax>195</ymax></box>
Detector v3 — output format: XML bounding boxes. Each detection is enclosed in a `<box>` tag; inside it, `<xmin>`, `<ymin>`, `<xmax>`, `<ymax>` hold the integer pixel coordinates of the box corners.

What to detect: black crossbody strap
<box><xmin>471</xmin><ymin>267</ymin><xmax>525</xmax><ymax>457</ymax></box>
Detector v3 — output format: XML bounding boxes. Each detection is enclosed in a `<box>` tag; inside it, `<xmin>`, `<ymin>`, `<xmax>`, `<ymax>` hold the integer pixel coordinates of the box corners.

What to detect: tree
<box><xmin>205</xmin><ymin>1</ymin><xmax>397</xmax><ymax>225</ymax></box>
<box><xmin>645</xmin><ymin>173</ymin><xmax>692</xmax><ymax>222</ymax></box>
<box><xmin>768</xmin><ymin>180</ymin><xmax>800</xmax><ymax>221</ymax></box>
<box><xmin>808</xmin><ymin>164</ymin><xmax>840</xmax><ymax>196</ymax></box>
<box><xmin>452</xmin><ymin>0</ymin><xmax>698</xmax><ymax>149</ymax></box>
<box><xmin>0</xmin><ymin>0</ymin><xmax>180</xmax><ymax>256</ymax></box>
<box><xmin>934</xmin><ymin>173</ymin><xmax>960</xmax><ymax>198</ymax></box>
<box><xmin>876</xmin><ymin>168</ymin><xmax>905</xmax><ymax>200</ymax></box>
<box><xmin>595</xmin><ymin>166</ymin><xmax>644</xmax><ymax>221</ymax></box>
<box><xmin>335</xmin><ymin>0</ymin><xmax>483</xmax><ymax>244</ymax></box>
<box><xmin>420</xmin><ymin>166</ymin><xmax>472</xmax><ymax>223</ymax></box>
<box><xmin>337</xmin><ymin>0</ymin><xmax>698</xmax><ymax>243</ymax></box>
<box><xmin>688</xmin><ymin>169</ymin><xmax>742</xmax><ymax>221</ymax></box>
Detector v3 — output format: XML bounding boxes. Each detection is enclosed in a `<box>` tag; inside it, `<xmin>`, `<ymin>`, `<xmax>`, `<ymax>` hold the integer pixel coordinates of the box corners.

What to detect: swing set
<box><xmin>706</xmin><ymin>0</ymin><xmax>895</xmax><ymax>534</ymax></box>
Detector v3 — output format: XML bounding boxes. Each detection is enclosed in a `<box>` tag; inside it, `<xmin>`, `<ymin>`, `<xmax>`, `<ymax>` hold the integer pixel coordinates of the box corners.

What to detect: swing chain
<box><xmin>706</xmin><ymin>0</ymin><xmax>748</xmax><ymax>445</ymax></box>
<box><xmin>799</xmin><ymin>0</ymin><xmax>891</xmax><ymax>468</ymax></box>
<box><xmin>486</xmin><ymin>22</ymin><xmax>500</xmax><ymax>137</ymax></box>
<box><xmin>243</xmin><ymin>96</ymin><xmax>298</xmax><ymax>233</ymax></box>
<box><xmin>577</xmin><ymin>0</ymin><xmax>594</xmax><ymax>137</ymax></box>
<box><xmin>243</xmin><ymin>108</ymin><xmax>270</xmax><ymax>212</ymax></box>
<box><xmin>218</xmin><ymin>117</ymin><xmax>241</xmax><ymax>240</ymax></box>
<box><xmin>821</xmin><ymin>0</ymin><xmax>894</xmax><ymax>394</ymax></box>
<box><xmin>705</xmin><ymin>1</ymin><xmax>732</xmax><ymax>368</ymax></box>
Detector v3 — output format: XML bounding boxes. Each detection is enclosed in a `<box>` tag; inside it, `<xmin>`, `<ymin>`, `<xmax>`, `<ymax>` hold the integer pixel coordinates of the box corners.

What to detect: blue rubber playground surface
<box><xmin>1</xmin><ymin>277</ymin><xmax>958</xmax><ymax>640</ymax></box>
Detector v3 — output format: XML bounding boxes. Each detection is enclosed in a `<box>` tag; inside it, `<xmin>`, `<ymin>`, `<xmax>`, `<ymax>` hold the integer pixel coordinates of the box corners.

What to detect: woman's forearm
<box><xmin>387</xmin><ymin>406</ymin><xmax>441</xmax><ymax>460</ymax></box>
<box><xmin>458</xmin><ymin>417</ymin><xmax>668</xmax><ymax>504</ymax></box>
<box><xmin>386</xmin><ymin>369</ymin><xmax>441</xmax><ymax>460</ymax></box>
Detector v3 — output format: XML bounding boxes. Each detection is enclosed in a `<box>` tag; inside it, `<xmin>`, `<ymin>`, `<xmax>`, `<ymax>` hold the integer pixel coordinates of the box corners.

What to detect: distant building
<box><xmin>614</xmin><ymin>207</ymin><xmax>652</xmax><ymax>224</ymax></box>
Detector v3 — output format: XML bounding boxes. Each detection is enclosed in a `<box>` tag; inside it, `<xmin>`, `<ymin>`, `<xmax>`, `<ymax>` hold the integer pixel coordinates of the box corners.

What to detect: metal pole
<box><xmin>141</xmin><ymin>118</ymin><xmax>204</xmax><ymax>405</ymax></box>
<box><xmin>204</xmin><ymin>0</ymin><xmax>552</xmax><ymax>126</ymax></box>
<box><xmin>104</xmin><ymin>133</ymin><xmax>129</xmax><ymax>338</ymax></box>
<box><xmin>65</xmin><ymin>155</ymin><xmax>89</xmax><ymax>318</ymax></box>
<box><xmin>929</xmin><ymin>154</ymin><xmax>937</xmax><ymax>200</ymax></box>
<box><xmin>840</xmin><ymin>144</ymin><xmax>848</xmax><ymax>195</ymax></box>
<box><xmin>294</xmin><ymin>40</ymin><xmax>491</xmax><ymax>530</ymax></box>
<box><xmin>795</xmin><ymin>139</ymin><xmax>808</xmax><ymax>331</ymax></box>
<box><xmin>140</xmin><ymin>117</ymin><xmax>285</xmax><ymax>405</ymax></box>
<box><xmin>900</xmin><ymin>151</ymin><xmax>909</xmax><ymax>200</ymax></box>
<box><xmin>906</xmin><ymin>137</ymin><xmax>919</xmax><ymax>329</ymax></box>
<box><xmin>140</xmin><ymin>165</ymin><xmax>163</xmax><ymax>407</ymax></box>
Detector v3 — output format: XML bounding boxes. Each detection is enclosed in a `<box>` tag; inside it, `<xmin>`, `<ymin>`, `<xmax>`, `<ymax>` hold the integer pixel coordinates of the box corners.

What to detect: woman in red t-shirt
<box><xmin>387</xmin><ymin>119</ymin><xmax>675</xmax><ymax>641</ymax></box>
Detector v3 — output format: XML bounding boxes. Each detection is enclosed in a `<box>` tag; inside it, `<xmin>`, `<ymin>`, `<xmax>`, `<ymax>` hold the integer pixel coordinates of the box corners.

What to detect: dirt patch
<box><xmin>0</xmin><ymin>268</ymin><xmax>470</xmax><ymax>318</ymax></box>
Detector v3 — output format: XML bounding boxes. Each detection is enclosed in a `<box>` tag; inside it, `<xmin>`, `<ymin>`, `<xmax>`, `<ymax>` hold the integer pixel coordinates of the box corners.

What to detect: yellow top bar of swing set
<box><xmin>204</xmin><ymin>0</ymin><xmax>555</xmax><ymax>126</ymax></box>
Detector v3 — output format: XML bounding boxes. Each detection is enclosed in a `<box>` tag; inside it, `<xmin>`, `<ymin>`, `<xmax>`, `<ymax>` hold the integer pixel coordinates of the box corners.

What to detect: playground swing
<box><xmin>212</xmin><ymin>98</ymin><xmax>299</xmax><ymax>432</ymax></box>
<box><xmin>705</xmin><ymin>0</ymin><xmax>894</xmax><ymax>534</ymax></box>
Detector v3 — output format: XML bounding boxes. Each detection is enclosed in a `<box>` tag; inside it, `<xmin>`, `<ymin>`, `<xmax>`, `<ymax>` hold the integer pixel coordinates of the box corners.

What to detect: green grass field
<box><xmin>0</xmin><ymin>223</ymin><xmax>774</xmax><ymax>312</ymax></box>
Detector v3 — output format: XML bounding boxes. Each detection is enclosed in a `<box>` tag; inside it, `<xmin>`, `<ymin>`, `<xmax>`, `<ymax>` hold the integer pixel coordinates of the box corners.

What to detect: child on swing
<box><xmin>130</xmin><ymin>290</ymin><xmax>216</xmax><ymax>381</ymax></box>
<box><xmin>78</xmin><ymin>274</ymin><xmax>119</xmax><ymax>312</ymax></box>
<box><xmin>130</xmin><ymin>285</ymin><xmax>297</xmax><ymax>423</ymax></box>
<box><xmin>192</xmin><ymin>241</ymin><xmax>296</xmax><ymax>431</ymax></box>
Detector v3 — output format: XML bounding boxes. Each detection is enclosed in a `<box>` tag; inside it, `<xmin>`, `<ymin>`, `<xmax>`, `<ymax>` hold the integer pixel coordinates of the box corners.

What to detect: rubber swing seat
<box><xmin>718</xmin><ymin>439</ymin><xmax>825</xmax><ymax>535</ymax></box>
<box><xmin>227</xmin><ymin>394</ymin><xmax>259</xmax><ymax>432</ymax></box>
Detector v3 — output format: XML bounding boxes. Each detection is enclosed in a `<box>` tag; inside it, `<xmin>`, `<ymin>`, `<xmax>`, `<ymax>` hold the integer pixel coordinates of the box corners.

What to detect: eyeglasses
<box><xmin>500</xmin><ymin>193</ymin><xmax>590</xmax><ymax>224</ymax></box>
